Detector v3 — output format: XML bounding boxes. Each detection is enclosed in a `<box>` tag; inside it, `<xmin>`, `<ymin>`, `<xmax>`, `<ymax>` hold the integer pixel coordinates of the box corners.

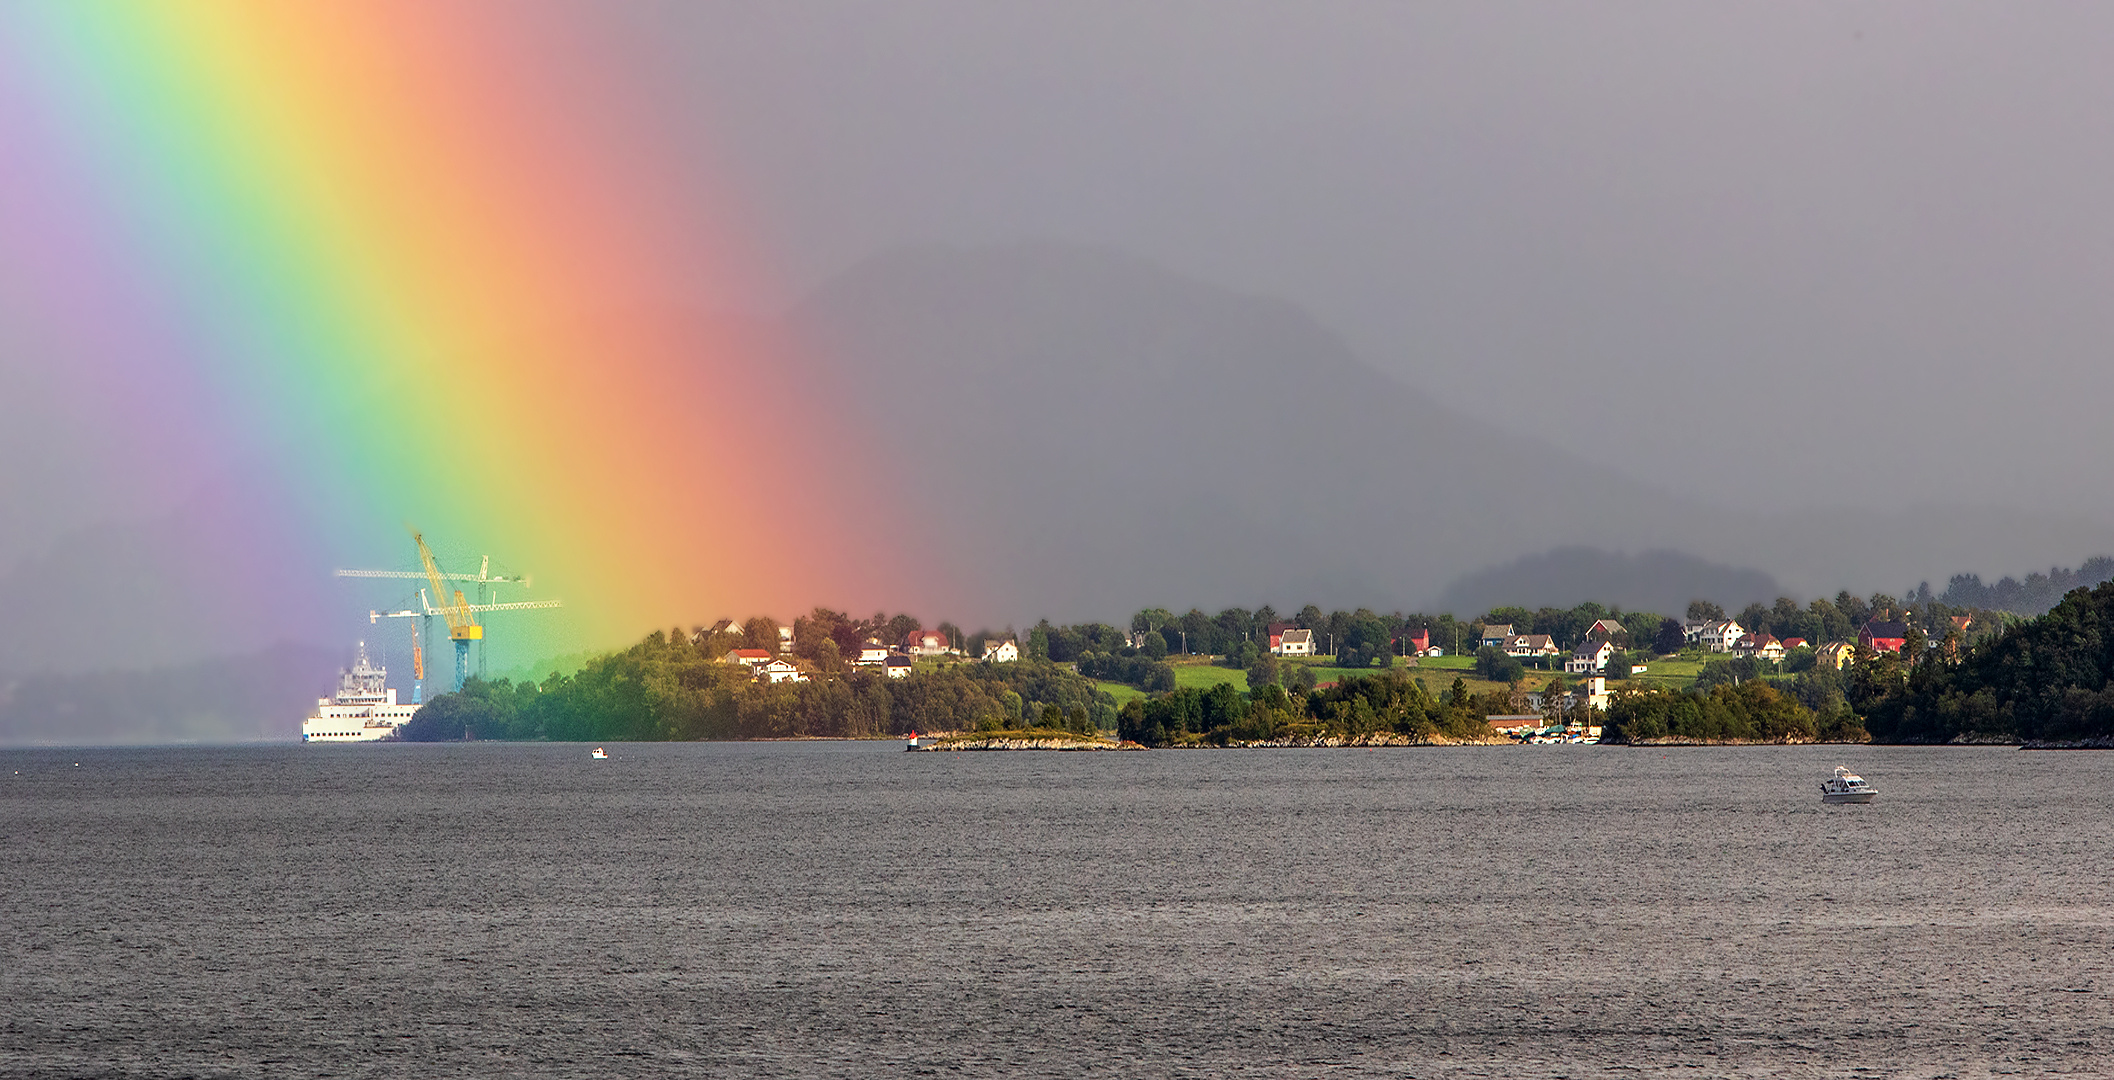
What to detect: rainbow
<box><xmin>1</xmin><ymin>4</ymin><xmax>908</xmax><ymax>658</ymax></box>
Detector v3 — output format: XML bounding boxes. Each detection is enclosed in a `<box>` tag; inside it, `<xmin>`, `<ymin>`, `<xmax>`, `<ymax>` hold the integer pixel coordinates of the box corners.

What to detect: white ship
<box><xmin>301</xmin><ymin>643</ymin><xmax>420</xmax><ymax>742</ymax></box>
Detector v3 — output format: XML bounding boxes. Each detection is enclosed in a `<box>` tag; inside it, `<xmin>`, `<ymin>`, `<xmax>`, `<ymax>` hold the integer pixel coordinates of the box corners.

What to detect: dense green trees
<box><xmin>422</xmin><ymin>630</ymin><xmax>1117</xmax><ymax>741</ymax></box>
<box><xmin>1600</xmin><ymin>682</ymin><xmax>1860</xmax><ymax>744</ymax></box>
<box><xmin>1475</xmin><ymin>646</ymin><xmax>1524</xmax><ymax>684</ymax></box>
<box><xmin>1117</xmin><ymin>667</ymin><xmax>1494</xmax><ymax>747</ymax></box>
<box><xmin>1863</xmin><ymin>580</ymin><xmax>2114</xmax><ymax>743</ymax></box>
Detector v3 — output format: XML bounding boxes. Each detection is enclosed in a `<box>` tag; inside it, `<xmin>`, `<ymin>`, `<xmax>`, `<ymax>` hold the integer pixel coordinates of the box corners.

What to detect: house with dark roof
<box><xmin>1816</xmin><ymin>641</ymin><xmax>1856</xmax><ymax>669</ymax></box>
<box><xmin>1858</xmin><ymin>620</ymin><xmax>1910</xmax><ymax>654</ymax></box>
<box><xmin>1565</xmin><ymin>639</ymin><xmax>1614</xmax><ymax>674</ymax></box>
<box><xmin>1732</xmin><ymin>634</ymin><xmax>1785</xmax><ymax>662</ymax></box>
<box><xmin>1504</xmin><ymin>634</ymin><xmax>1561</xmax><ymax>660</ymax></box>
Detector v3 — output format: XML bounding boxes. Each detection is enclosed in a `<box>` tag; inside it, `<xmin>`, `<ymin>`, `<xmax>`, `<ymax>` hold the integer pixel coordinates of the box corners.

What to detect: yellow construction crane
<box><xmin>339</xmin><ymin>530</ymin><xmax>562</xmax><ymax>692</ymax></box>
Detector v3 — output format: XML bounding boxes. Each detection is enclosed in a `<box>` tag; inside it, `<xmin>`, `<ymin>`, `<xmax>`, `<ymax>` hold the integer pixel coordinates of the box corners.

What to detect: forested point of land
<box><xmin>1864</xmin><ymin>578</ymin><xmax>2114</xmax><ymax>744</ymax></box>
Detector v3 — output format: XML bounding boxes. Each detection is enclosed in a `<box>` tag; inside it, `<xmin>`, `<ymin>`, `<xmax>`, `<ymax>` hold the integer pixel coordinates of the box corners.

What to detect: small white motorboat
<box><xmin>1820</xmin><ymin>765</ymin><xmax>1875</xmax><ymax>803</ymax></box>
<box><xmin>591</xmin><ymin>747</ymin><xmax>609</xmax><ymax>760</ymax></box>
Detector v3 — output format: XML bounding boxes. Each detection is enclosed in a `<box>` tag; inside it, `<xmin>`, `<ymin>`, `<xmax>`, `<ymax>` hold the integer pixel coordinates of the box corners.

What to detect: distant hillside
<box><xmin>788</xmin><ymin>243</ymin><xmax>2114</xmax><ymax>622</ymax></box>
<box><xmin>790</xmin><ymin>243</ymin><xmax>1685</xmax><ymax>621</ymax></box>
<box><xmin>0</xmin><ymin>642</ymin><xmax>339</xmax><ymax>745</ymax></box>
<box><xmin>1438</xmin><ymin>547</ymin><xmax>1780</xmax><ymax>619</ymax></box>
<box><xmin>1938</xmin><ymin>556</ymin><xmax>2114</xmax><ymax>615</ymax></box>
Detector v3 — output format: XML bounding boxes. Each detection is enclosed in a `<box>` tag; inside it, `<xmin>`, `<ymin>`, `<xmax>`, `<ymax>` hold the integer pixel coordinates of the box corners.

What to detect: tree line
<box><xmin>401</xmin><ymin>628</ymin><xmax>1117</xmax><ymax>742</ymax></box>
<box><xmin>1118</xmin><ymin>669</ymin><xmax>1505</xmax><ymax>747</ymax></box>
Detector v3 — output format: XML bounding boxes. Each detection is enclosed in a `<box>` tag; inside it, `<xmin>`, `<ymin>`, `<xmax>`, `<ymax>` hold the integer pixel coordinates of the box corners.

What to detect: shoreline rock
<box><xmin>909</xmin><ymin>736</ymin><xmax>1146</xmax><ymax>751</ymax></box>
<box><xmin>1169</xmin><ymin>732</ymin><xmax>1511</xmax><ymax>749</ymax></box>
<box><xmin>2018</xmin><ymin>735</ymin><xmax>2114</xmax><ymax>749</ymax></box>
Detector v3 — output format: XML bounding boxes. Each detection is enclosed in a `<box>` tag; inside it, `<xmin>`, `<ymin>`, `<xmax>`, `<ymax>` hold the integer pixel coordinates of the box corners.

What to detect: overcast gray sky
<box><xmin>608</xmin><ymin>2</ymin><xmax>2114</xmax><ymax>524</ymax></box>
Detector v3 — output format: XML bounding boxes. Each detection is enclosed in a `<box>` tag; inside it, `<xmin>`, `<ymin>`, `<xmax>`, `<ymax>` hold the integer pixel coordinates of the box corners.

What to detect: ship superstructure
<box><xmin>301</xmin><ymin>643</ymin><xmax>419</xmax><ymax>742</ymax></box>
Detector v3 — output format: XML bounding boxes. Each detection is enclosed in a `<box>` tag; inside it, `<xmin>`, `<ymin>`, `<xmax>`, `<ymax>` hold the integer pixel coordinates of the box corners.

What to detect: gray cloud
<box><xmin>612</xmin><ymin>2</ymin><xmax>2114</xmax><ymax>521</ymax></box>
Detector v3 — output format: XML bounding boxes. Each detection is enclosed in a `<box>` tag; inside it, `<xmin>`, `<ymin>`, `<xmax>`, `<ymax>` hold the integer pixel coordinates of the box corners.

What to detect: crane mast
<box><xmin>412</xmin><ymin>530</ymin><xmax>483</xmax><ymax>691</ymax></box>
<box><xmin>341</xmin><ymin>531</ymin><xmax>563</xmax><ymax>694</ymax></box>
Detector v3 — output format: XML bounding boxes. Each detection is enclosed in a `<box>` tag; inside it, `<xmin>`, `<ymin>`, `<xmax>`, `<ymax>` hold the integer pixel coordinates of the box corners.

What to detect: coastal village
<box><xmin>688</xmin><ymin>605</ymin><xmax>1963</xmax><ymax>745</ymax></box>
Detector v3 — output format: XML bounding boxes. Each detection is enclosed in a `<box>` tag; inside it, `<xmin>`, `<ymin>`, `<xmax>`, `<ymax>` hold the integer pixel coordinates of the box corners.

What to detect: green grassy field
<box><xmin>1094</xmin><ymin>681</ymin><xmax>1148</xmax><ymax>707</ymax></box>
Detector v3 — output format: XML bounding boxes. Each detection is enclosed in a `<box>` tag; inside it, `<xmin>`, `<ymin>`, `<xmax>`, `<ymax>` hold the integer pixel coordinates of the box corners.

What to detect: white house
<box><xmin>1565</xmin><ymin>639</ymin><xmax>1614</xmax><ymax>674</ymax></box>
<box><xmin>1700</xmin><ymin>620</ymin><xmax>1745</xmax><ymax>653</ymax></box>
<box><xmin>854</xmin><ymin>640</ymin><xmax>890</xmax><ymax>667</ymax></box>
<box><xmin>757</xmin><ymin>658</ymin><xmax>807</xmax><ymax>683</ymax></box>
<box><xmin>1505</xmin><ymin>634</ymin><xmax>1561</xmax><ymax>660</ymax></box>
<box><xmin>1273</xmin><ymin>628</ymin><xmax>1314</xmax><ymax>656</ymax></box>
<box><xmin>981</xmin><ymin>639</ymin><xmax>1020</xmax><ymax>663</ymax></box>
<box><xmin>724</xmin><ymin>648</ymin><xmax>772</xmax><ymax>668</ymax></box>
<box><xmin>1525</xmin><ymin>676</ymin><xmax>1610</xmax><ymax>713</ymax></box>
<box><xmin>1733</xmin><ymin>634</ymin><xmax>1785</xmax><ymax>663</ymax></box>
<box><xmin>884</xmin><ymin>655</ymin><xmax>915</xmax><ymax>679</ymax></box>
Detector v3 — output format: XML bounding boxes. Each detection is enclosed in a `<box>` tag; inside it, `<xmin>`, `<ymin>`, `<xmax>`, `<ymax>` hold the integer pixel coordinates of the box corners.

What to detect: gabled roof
<box><xmin>1279</xmin><ymin>628</ymin><xmax>1313</xmax><ymax>643</ymax></box>
<box><xmin>885</xmin><ymin>655</ymin><xmax>915</xmax><ymax>667</ymax></box>
<box><xmin>727</xmin><ymin>648</ymin><xmax>771</xmax><ymax>660</ymax></box>
<box><xmin>1481</xmin><ymin>624</ymin><xmax>1514</xmax><ymax>638</ymax></box>
<box><xmin>1572</xmin><ymin>639</ymin><xmax>1612</xmax><ymax>657</ymax></box>
<box><xmin>904</xmin><ymin>629</ymin><xmax>948</xmax><ymax>646</ymax></box>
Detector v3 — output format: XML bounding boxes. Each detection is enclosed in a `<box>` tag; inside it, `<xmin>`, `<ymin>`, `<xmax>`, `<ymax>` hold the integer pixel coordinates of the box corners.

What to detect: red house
<box><xmin>1401</xmin><ymin>629</ymin><xmax>1431</xmax><ymax>655</ymax></box>
<box><xmin>1857</xmin><ymin>620</ymin><xmax>1909</xmax><ymax>654</ymax></box>
<box><xmin>903</xmin><ymin>629</ymin><xmax>954</xmax><ymax>657</ymax></box>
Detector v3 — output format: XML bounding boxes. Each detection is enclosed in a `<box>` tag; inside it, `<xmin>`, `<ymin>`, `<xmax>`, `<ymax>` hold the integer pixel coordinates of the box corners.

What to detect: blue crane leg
<box><xmin>454</xmin><ymin>639</ymin><xmax>471</xmax><ymax>691</ymax></box>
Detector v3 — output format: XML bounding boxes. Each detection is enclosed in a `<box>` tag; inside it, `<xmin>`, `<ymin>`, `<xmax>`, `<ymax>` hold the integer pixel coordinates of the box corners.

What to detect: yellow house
<box><xmin>1815</xmin><ymin>641</ymin><xmax>1857</xmax><ymax>670</ymax></box>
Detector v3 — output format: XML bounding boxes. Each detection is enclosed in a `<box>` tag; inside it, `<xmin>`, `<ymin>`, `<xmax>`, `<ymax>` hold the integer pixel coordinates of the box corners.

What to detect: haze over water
<box><xmin>4</xmin><ymin>742</ymin><xmax>2108</xmax><ymax>1077</ymax></box>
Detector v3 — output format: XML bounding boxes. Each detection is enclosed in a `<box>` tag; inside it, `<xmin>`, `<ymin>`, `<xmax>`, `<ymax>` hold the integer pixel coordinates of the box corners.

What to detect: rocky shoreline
<box><xmin>2018</xmin><ymin>735</ymin><xmax>2114</xmax><ymax>749</ymax></box>
<box><xmin>908</xmin><ymin>735</ymin><xmax>1146</xmax><ymax>751</ymax></box>
<box><xmin>1171</xmin><ymin>732</ymin><xmax>1510</xmax><ymax>749</ymax></box>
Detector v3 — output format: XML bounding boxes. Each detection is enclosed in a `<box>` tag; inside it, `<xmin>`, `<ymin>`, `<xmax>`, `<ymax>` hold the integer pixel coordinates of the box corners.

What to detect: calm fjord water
<box><xmin>3</xmin><ymin>742</ymin><xmax>2109</xmax><ymax>1079</ymax></box>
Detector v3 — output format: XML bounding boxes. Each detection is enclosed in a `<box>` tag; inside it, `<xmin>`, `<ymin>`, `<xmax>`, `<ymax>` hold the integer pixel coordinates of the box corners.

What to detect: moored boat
<box><xmin>1820</xmin><ymin>765</ymin><xmax>1876</xmax><ymax>803</ymax></box>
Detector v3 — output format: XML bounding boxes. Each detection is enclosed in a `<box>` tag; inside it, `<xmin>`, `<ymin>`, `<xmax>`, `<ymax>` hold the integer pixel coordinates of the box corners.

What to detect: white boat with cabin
<box><xmin>301</xmin><ymin>643</ymin><xmax>419</xmax><ymax>742</ymax></box>
<box><xmin>1820</xmin><ymin>765</ymin><xmax>1876</xmax><ymax>803</ymax></box>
